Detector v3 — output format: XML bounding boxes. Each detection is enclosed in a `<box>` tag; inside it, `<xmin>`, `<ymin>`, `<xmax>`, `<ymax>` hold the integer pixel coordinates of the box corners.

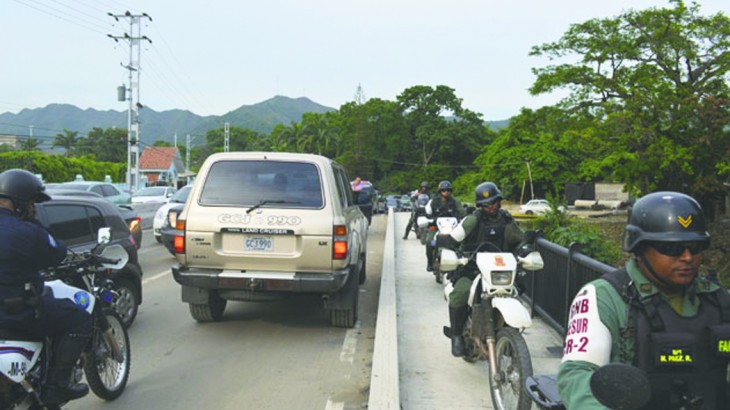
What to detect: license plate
<box><xmin>244</xmin><ymin>236</ymin><xmax>273</xmax><ymax>252</ymax></box>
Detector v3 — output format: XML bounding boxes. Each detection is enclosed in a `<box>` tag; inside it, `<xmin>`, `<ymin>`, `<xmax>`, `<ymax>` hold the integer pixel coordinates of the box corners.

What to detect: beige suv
<box><xmin>171</xmin><ymin>152</ymin><xmax>368</xmax><ymax>328</ymax></box>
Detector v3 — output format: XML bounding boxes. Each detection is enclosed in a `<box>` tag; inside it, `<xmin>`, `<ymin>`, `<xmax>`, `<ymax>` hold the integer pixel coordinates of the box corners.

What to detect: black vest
<box><xmin>602</xmin><ymin>269</ymin><xmax>730</xmax><ymax>409</ymax></box>
<box><xmin>432</xmin><ymin>196</ymin><xmax>458</xmax><ymax>218</ymax></box>
<box><xmin>462</xmin><ymin>210</ymin><xmax>511</xmax><ymax>253</ymax></box>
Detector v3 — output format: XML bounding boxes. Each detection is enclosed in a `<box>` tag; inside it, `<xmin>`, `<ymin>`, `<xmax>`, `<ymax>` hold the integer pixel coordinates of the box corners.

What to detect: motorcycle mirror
<box><xmin>590</xmin><ymin>363</ymin><xmax>651</xmax><ymax>410</ymax></box>
<box><xmin>518</xmin><ymin>251</ymin><xmax>544</xmax><ymax>271</ymax></box>
<box><xmin>97</xmin><ymin>227</ymin><xmax>111</xmax><ymax>245</ymax></box>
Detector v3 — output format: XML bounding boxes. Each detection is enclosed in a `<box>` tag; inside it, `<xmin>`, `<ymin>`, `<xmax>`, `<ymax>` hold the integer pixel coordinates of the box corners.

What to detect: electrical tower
<box><xmin>108</xmin><ymin>11</ymin><xmax>152</xmax><ymax>193</ymax></box>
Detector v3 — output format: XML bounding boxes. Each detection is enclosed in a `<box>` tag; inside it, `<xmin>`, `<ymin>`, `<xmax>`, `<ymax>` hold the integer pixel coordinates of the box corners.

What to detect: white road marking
<box><xmin>142</xmin><ymin>270</ymin><xmax>171</xmax><ymax>285</ymax></box>
<box><xmin>340</xmin><ymin>320</ymin><xmax>360</xmax><ymax>364</ymax></box>
<box><xmin>324</xmin><ymin>399</ymin><xmax>344</xmax><ymax>410</ymax></box>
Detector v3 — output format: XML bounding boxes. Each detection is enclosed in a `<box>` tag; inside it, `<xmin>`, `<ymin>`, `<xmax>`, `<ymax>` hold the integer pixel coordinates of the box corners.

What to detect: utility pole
<box><xmin>108</xmin><ymin>11</ymin><xmax>152</xmax><ymax>193</ymax></box>
<box><xmin>224</xmin><ymin>122</ymin><xmax>230</xmax><ymax>152</ymax></box>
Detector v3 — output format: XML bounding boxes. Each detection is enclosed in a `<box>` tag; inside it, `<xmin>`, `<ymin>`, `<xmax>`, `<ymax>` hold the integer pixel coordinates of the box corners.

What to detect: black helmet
<box><xmin>623</xmin><ymin>191</ymin><xmax>710</xmax><ymax>252</ymax></box>
<box><xmin>437</xmin><ymin>180</ymin><xmax>453</xmax><ymax>192</ymax></box>
<box><xmin>0</xmin><ymin>169</ymin><xmax>51</xmax><ymax>206</ymax></box>
<box><xmin>475</xmin><ymin>182</ymin><xmax>503</xmax><ymax>206</ymax></box>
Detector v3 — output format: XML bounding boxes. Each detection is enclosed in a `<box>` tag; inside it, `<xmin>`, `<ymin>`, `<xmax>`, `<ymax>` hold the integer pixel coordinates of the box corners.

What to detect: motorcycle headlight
<box><xmin>490</xmin><ymin>270</ymin><xmax>513</xmax><ymax>286</ymax></box>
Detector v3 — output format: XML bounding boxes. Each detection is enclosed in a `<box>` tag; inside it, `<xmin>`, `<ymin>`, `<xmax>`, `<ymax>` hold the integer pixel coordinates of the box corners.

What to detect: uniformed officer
<box><xmin>558</xmin><ymin>191</ymin><xmax>730</xmax><ymax>409</ymax></box>
<box><xmin>424</xmin><ymin>181</ymin><xmax>465</xmax><ymax>272</ymax></box>
<box><xmin>441</xmin><ymin>182</ymin><xmax>524</xmax><ymax>356</ymax></box>
<box><xmin>403</xmin><ymin>181</ymin><xmax>430</xmax><ymax>240</ymax></box>
<box><xmin>0</xmin><ymin>169</ymin><xmax>92</xmax><ymax>405</ymax></box>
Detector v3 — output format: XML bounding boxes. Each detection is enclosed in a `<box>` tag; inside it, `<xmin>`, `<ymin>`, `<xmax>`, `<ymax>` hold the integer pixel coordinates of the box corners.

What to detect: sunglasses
<box><xmin>440</xmin><ymin>189</ymin><xmax>453</xmax><ymax>193</ymax></box>
<box><xmin>648</xmin><ymin>241</ymin><xmax>709</xmax><ymax>257</ymax></box>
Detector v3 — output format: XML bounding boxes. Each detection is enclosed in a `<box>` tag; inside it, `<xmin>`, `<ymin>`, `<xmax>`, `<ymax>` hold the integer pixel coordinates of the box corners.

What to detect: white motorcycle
<box><xmin>0</xmin><ymin>228</ymin><xmax>131</xmax><ymax>409</ymax></box>
<box><xmin>440</xmin><ymin>241</ymin><xmax>544</xmax><ymax>410</ymax></box>
<box><xmin>431</xmin><ymin>216</ymin><xmax>460</xmax><ymax>284</ymax></box>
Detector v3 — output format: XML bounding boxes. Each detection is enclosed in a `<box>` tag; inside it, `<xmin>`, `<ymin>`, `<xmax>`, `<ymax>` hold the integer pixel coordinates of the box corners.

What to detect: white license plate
<box><xmin>244</xmin><ymin>236</ymin><xmax>273</xmax><ymax>252</ymax></box>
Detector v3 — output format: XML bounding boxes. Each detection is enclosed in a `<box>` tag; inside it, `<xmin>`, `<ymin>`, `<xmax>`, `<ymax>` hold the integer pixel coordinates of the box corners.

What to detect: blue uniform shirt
<box><xmin>0</xmin><ymin>207</ymin><xmax>67</xmax><ymax>299</ymax></box>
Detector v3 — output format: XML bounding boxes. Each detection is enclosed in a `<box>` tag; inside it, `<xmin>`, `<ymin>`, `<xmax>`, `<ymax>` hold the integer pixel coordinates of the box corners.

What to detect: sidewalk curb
<box><xmin>367</xmin><ymin>209</ymin><xmax>399</xmax><ymax>409</ymax></box>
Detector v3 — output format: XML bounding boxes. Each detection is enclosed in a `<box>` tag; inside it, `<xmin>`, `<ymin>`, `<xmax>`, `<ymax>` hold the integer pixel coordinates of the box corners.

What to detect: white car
<box><xmin>131</xmin><ymin>186</ymin><xmax>177</xmax><ymax>204</ymax></box>
<box><xmin>152</xmin><ymin>185</ymin><xmax>192</xmax><ymax>242</ymax></box>
<box><xmin>519</xmin><ymin>199</ymin><xmax>565</xmax><ymax>215</ymax></box>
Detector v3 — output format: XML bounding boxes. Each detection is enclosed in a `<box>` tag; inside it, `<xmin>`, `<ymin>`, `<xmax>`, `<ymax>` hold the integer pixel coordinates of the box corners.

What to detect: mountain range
<box><xmin>0</xmin><ymin>96</ymin><xmax>336</xmax><ymax>147</ymax></box>
<box><xmin>0</xmin><ymin>95</ymin><xmax>509</xmax><ymax>148</ymax></box>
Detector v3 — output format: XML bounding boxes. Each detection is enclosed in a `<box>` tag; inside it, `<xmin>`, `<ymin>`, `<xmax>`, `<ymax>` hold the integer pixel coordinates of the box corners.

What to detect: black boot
<box><xmin>449</xmin><ymin>306</ymin><xmax>468</xmax><ymax>357</ymax></box>
<box><xmin>42</xmin><ymin>334</ymin><xmax>91</xmax><ymax>405</ymax></box>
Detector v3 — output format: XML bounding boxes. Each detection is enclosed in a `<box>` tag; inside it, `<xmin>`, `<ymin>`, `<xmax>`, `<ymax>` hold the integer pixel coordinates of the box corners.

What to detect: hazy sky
<box><xmin>3</xmin><ymin>0</ymin><xmax>728</xmax><ymax>121</ymax></box>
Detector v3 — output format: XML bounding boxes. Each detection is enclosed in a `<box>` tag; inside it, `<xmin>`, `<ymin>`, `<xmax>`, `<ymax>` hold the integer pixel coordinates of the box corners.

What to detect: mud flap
<box><xmin>323</xmin><ymin>267</ymin><xmax>358</xmax><ymax>310</ymax></box>
<box><xmin>182</xmin><ymin>285</ymin><xmax>210</xmax><ymax>304</ymax></box>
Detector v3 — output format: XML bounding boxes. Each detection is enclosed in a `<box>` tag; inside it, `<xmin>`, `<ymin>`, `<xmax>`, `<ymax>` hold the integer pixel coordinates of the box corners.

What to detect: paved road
<box><xmin>68</xmin><ymin>216</ymin><xmax>386</xmax><ymax>410</ymax></box>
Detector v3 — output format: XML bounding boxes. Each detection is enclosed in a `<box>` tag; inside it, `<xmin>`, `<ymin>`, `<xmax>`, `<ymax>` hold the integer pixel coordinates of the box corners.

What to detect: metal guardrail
<box><xmin>520</xmin><ymin>237</ymin><xmax>615</xmax><ymax>337</ymax></box>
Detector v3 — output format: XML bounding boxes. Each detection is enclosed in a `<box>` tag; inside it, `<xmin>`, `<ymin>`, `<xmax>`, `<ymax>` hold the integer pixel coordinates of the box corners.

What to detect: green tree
<box><xmin>76</xmin><ymin>127</ymin><xmax>127</xmax><ymax>163</ymax></box>
<box><xmin>396</xmin><ymin>85</ymin><xmax>490</xmax><ymax>193</ymax></box>
<box><xmin>52</xmin><ymin>129</ymin><xmax>79</xmax><ymax>157</ymax></box>
<box><xmin>18</xmin><ymin>137</ymin><xmax>41</xmax><ymax>152</ymax></box>
<box><xmin>529</xmin><ymin>1</ymin><xmax>730</xmax><ymax>205</ymax></box>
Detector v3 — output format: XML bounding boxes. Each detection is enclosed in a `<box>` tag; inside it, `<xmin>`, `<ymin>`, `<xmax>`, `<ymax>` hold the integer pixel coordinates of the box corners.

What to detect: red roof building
<box><xmin>139</xmin><ymin>147</ymin><xmax>185</xmax><ymax>187</ymax></box>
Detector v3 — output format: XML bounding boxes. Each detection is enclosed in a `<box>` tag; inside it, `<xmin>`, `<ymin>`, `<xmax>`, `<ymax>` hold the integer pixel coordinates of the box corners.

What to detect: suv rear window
<box><xmin>199</xmin><ymin>160</ymin><xmax>324</xmax><ymax>208</ymax></box>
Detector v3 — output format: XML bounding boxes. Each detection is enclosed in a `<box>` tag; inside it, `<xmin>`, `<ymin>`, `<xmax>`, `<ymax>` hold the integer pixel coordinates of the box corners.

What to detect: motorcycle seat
<box><xmin>0</xmin><ymin>328</ymin><xmax>43</xmax><ymax>342</ymax></box>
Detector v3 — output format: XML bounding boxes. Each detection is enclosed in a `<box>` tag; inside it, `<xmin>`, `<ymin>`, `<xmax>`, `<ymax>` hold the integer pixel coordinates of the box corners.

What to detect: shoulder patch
<box><xmin>562</xmin><ymin>283</ymin><xmax>612</xmax><ymax>366</ymax></box>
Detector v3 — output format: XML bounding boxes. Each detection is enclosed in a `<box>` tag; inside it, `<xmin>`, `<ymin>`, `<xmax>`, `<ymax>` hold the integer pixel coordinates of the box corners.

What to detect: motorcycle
<box><xmin>439</xmin><ymin>241</ymin><xmax>544</xmax><ymax>410</ymax></box>
<box><xmin>0</xmin><ymin>228</ymin><xmax>131</xmax><ymax>409</ymax></box>
<box><xmin>410</xmin><ymin>193</ymin><xmax>431</xmax><ymax>244</ymax></box>
<box><xmin>430</xmin><ymin>216</ymin><xmax>460</xmax><ymax>284</ymax></box>
<box><xmin>526</xmin><ymin>363</ymin><xmax>653</xmax><ymax>410</ymax></box>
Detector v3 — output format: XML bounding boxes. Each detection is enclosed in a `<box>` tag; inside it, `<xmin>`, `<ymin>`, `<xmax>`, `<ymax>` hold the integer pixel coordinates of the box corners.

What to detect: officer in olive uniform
<box><xmin>441</xmin><ymin>182</ymin><xmax>524</xmax><ymax>356</ymax></box>
<box><xmin>403</xmin><ymin>181</ymin><xmax>430</xmax><ymax>240</ymax></box>
<box><xmin>558</xmin><ymin>192</ymin><xmax>730</xmax><ymax>409</ymax></box>
<box><xmin>424</xmin><ymin>181</ymin><xmax>465</xmax><ymax>272</ymax></box>
<box><xmin>0</xmin><ymin>169</ymin><xmax>92</xmax><ymax>405</ymax></box>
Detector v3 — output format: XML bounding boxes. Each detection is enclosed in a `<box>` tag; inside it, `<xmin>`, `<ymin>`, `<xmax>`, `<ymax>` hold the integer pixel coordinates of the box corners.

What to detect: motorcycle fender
<box><xmin>443</xmin><ymin>281</ymin><xmax>454</xmax><ymax>302</ymax></box>
<box><xmin>492</xmin><ymin>297</ymin><xmax>532</xmax><ymax>329</ymax></box>
<box><xmin>45</xmin><ymin>280</ymin><xmax>95</xmax><ymax>314</ymax></box>
<box><xmin>0</xmin><ymin>340</ymin><xmax>42</xmax><ymax>383</ymax></box>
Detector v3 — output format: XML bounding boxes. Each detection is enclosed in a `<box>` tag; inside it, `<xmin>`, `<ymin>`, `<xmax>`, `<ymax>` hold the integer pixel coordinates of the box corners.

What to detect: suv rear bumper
<box><xmin>171</xmin><ymin>265</ymin><xmax>350</xmax><ymax>294</ymax></box>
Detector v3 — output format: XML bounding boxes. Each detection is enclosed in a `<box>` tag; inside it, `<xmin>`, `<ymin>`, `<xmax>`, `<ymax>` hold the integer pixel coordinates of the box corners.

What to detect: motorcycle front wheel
<box><xmin>488</xmin><ymin>327</ymin><xmax>533</xmax><ymax>410</ymax></box>
<box><xmin>84</xmin><ymin>309</ymin><xmax>130</xmax><ymax>400</ymax></box>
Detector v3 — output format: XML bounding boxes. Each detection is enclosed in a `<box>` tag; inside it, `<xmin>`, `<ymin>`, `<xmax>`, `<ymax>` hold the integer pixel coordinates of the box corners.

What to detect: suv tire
<box><xmin>358</xmin><ymin>254</ymin><xmax>367</xmax><ymax>285</ymax></box>
<box><xmin>189</xmin><ymin>290</ymin><xmax>227</xmax><ymax>322</ymax></box>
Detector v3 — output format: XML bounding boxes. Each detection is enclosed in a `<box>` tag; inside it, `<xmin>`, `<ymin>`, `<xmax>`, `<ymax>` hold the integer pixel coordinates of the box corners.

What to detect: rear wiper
<box><xmin>246</xmin><ymin>199</ymin><xmax>300</xmax><ymax>214</ymax></box>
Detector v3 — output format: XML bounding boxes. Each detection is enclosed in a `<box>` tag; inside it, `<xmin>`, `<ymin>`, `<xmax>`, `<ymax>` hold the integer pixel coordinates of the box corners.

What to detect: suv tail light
<box><xmin>174</xmin><ymin>219</ymin><xmax>186</xmax><ymax>254</ymax></box>
<box><xmin>333</xmin><ymin>225</ymin><xmax>348</xmax><ymax>260</ymax></box>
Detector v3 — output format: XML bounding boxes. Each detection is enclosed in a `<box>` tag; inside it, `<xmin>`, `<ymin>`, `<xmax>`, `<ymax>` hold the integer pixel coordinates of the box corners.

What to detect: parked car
<box><xmin>373</xmin><ymin>195</ymin><xmax>387</xmax><ymax>214</ymax></box>
<box><xmin>46</xmin><ymin>188</ymin><xmax>142</xmax><ymax>249</ymax></box>
<box><xmin>171</xmin><ymin>152</ymin><xmax>369</xmax><ymax>328</ymax></box>
<box><xmin>132</xmin><ymin>186</ymin><xmax>177</xmax><ymax>204</ymax></box>
<box><xmin>160</xmin><ymin>203</ymin><xmax>185</xmax><ymax>255</ymax></box>
<box><xmin>34</xmin><ymin>195</ymin><xmax>143</xmax><ymax>327</ymax></box>
<box><xmin>385</xmin><ymin>195</ymin><xmax>401</xmax><ymax>212</ymax></box>
<box><xmin>519</xmin><ymin>199</ymin><xmax>565</xmax><ymax>215</ymax></box>
<box><xmin>53</xmin><ymin>181</ymin><xmax>131</xmax><ymax>204</ymax></box>
<box><xmin>153</xmin><ymin>185</ymin><xmax>192</xmax><ymax>243</ymax></box>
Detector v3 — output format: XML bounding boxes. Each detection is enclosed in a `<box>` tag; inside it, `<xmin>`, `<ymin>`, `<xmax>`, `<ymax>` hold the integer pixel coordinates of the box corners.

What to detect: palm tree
<box><xmin>52</xmin><ymin>129</ymin><xmax>79</xmax><ymax>157</ymax></box>
<box><xmin>19</xmin><ymin>137</ymin><xmax>41</xmax><ymax>151</ymax></box>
